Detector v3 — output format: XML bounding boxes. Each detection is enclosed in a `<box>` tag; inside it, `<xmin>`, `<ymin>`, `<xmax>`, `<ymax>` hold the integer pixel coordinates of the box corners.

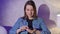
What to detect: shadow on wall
<box><xmin>38</xmin><ymin>4</ymin><xmax>56</xmax><ymax>29</ymax></box>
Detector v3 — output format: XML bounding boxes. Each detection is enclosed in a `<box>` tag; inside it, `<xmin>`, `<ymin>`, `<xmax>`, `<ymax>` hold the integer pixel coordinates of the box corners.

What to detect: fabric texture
<box><xmin>9</xmin><ymin>17</ymin><xmax>51</xmax><ymax>34</ymax></box>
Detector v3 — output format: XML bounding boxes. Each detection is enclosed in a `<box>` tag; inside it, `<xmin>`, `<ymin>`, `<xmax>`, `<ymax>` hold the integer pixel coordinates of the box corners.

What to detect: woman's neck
<box><xmin>28</xmin><ymin>17</ymin><xmax>33</xmax><ymax>20</ymax></box>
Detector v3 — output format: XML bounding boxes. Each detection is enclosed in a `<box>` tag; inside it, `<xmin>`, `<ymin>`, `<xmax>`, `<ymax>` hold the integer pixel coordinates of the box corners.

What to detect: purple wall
<box><xmin>0</xmin><ymin>0</ymin><xmax>60</xmax><ymax>28</ymax></box>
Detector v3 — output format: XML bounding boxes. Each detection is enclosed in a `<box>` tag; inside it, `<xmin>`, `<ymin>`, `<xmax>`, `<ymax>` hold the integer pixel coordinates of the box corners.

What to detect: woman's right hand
<box><xmin>16</xmin><ymin>26</ymin><xmax>28</xmax><ymax>34</ymax></box>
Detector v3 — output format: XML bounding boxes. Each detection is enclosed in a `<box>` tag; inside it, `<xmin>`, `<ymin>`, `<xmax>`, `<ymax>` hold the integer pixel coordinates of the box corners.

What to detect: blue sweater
<box><xmin>9</xmin><ymin>17</ymin><xmax>51</xmax><ymax>34</ymax></box>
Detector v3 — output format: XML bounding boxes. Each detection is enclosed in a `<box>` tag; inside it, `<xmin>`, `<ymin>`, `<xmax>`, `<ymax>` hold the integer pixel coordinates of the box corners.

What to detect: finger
<box><xmin>25</xmin><ymin>26</ymin><xmax>29</xmax><ymax>29</ymax></box>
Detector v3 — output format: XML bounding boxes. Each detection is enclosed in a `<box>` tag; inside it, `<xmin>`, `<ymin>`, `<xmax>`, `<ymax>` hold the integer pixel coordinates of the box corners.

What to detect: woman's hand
<box><xmin>26</xmin><ymin>28</ymin><xmax>36</xmax><ymax>34</ymax></box>
<box><xmin>16</xmin><ymin>26</ymin><xmax>28</xmax><ymax>34</ymax></box>
<box><xmin>17</xmin><ymin>26</ymin><xmax>41</xmax><ymax>34</ymax></box>
<box><xmin>26</xmin><ymin>28</ymin><xmax>41</xmax><ymax>34</ymax></box>
<box><xmin>35</xmin><ymin>30</ymin><xmax>41</xmax><ymax>34</ymax></box>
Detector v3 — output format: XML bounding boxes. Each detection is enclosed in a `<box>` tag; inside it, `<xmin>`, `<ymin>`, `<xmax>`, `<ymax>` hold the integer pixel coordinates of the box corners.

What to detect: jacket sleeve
<box><xmin>9</xmin><ymin>18</ymin><xmax>22</xmax><ymax>34</ymax></box>
<box><xmin>39</xmin><ymin>18</ymin><xmax>51</xmax><ymax>34</ymax></box>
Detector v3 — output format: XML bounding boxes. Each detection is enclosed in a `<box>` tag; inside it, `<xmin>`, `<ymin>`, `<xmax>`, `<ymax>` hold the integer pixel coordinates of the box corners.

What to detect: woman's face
<box><xmin>25</xmin><ymin>5</ymin><xmax>34</xmax><ymax>18</ymax></box>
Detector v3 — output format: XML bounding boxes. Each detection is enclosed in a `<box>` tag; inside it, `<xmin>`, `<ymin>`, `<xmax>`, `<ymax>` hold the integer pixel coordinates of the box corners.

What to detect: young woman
<box><xmin>9</xmin><ymin>0</ymin><xmax>51</xmax><ymax>34</ymax></box>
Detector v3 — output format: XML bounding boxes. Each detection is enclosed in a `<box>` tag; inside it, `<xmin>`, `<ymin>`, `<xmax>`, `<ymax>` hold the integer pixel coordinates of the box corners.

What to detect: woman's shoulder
<box><xmin>36</xmin><ymin>17</ymin><xmax>45</xmax><ymax>24</ymax></box>
<box><xmin>17</xmin><ymin>17</ymin><xmax>27</xmax><ymax>21</ymax></box>
<box><xmin>18</xmin><ymin>17</ymin><xmax>44</xmax><ymax>21</ymax></box>
<box><xmin>17</xmin><ymin>17</ymin><xmax>24</xmax><ymax>21</ymax></box>
<box><xmin>37</xmin><ymin>17</ymin><xmax>44</xmax><ymax>21</ymax></box>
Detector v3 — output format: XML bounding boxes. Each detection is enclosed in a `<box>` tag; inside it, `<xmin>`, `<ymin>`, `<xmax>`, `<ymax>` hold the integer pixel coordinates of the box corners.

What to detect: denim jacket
<box><xmin>9</xmin><ymin>17</ymin><xmax>51</xmax><ymax>34</ymax></box>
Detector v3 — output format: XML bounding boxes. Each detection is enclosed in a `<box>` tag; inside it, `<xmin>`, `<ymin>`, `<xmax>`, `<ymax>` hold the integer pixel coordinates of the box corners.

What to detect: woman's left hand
<box><xmin>26</xmin><ymin>28</ymin><xmax>36</xmax><ymax>34</ymax></box>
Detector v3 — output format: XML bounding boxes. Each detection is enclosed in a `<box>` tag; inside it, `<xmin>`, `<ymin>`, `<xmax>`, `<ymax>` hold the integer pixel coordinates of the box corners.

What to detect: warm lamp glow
<box><xmin>45</xmin><ymin>0</ymin><xmax>60</xmax><ymax>9</ymax></box>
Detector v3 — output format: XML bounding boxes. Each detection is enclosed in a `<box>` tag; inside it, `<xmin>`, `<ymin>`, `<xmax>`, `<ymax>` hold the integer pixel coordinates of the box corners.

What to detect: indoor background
<box><xmin>0</xmin><ymin>0</ymin><xmax>60</xmax><ymax>34</ymax></box>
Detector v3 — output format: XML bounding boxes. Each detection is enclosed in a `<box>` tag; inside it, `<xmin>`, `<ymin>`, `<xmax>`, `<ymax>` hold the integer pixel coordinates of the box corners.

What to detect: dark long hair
<box><xmin>23</xmin><ymin>0</ymin><xmax>37</xmax><ymax>19</ymax></box>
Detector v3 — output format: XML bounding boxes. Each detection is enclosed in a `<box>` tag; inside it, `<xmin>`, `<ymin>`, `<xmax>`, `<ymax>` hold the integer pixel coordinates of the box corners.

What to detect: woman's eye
<box><xmin>27</xmin><ymin>9</ymin><xmax>29</xmax><ymax>11</ymax></box>
<box><xmin>26</xmin><ymin>9</ymin><xmax>34</xmax><ymax>12</ymax></box>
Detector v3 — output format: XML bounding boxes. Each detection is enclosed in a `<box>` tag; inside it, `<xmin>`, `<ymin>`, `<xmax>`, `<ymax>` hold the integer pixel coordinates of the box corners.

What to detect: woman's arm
<box><xmin>9</xmin><ymin>18</ymin><xmax>22</xmax><ymax>34</ymax></box>
<box><xmin>16</xmin><ymin>26</ymin><xmax>28</xmax><ymax>34</ymax></box>
<box><xmin>39</xmin><ymin>18</ymin><xmax>51</xmax><ymax>34</ymax></box>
